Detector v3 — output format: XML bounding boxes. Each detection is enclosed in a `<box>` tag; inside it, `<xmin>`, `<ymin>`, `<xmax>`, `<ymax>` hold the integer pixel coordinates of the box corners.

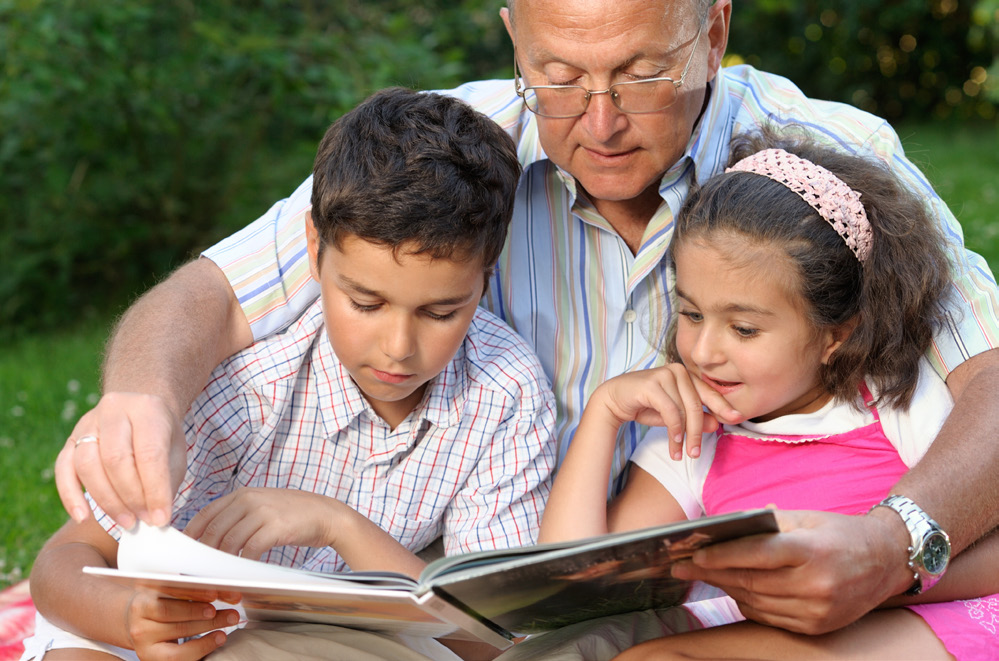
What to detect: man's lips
<box><xmin>583</xmin><ymin>146</ymin><xmax>638</xmax><ymax>164</ymax></box>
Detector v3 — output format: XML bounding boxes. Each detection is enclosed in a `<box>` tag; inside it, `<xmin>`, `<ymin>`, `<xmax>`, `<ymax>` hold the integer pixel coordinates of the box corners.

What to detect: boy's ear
<box><xmin>820</xmin><ymin>316</ymin><xmax>859</xmax><ymax>364</ymax></box>
<box><xmin>305</xmin><ymin>210</ymin><xmax>321</xmax><ymax>283</ymax></box>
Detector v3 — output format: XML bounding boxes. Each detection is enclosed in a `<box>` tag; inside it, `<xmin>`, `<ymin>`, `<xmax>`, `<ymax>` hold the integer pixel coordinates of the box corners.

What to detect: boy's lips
<box><xmin>371</xmin><ymin>368</ymin><xmax>414</xmax><ymax>385</ymax></box>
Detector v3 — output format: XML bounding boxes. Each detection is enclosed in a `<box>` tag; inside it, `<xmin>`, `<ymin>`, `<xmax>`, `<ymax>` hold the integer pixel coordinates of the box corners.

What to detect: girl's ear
<box><xmin>305</xmin><ymin>211</ymin><xmax>321</xmax><ymax>283</ymax></box>
<box><xmin>820</xmin><ymin>316</ymin><xmax>859</xmax><ymax>364</ymax></box>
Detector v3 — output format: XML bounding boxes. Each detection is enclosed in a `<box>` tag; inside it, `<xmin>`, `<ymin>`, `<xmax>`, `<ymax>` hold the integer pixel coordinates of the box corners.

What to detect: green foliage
<box><xmin>726</xmin><ymin>0</ymin><xmax>998</xmax><ymax>122</ymax></box>
<box><xmin>0</xmin><ymin>0</ymin><xmax>510</xmax><ymax>333</ymax></box>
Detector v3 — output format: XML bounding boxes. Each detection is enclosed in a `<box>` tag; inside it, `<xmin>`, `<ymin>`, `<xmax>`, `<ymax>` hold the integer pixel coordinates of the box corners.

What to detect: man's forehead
<box><xmin>509</xmin><ymin>0</ymin><xmax>690</xmax><ymax>24</ymax></box>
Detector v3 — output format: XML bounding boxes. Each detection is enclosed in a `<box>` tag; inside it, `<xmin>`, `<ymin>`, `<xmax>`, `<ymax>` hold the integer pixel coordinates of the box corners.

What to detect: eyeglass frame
<box><xmin>513</xmin><ymin>23</ymin><xmax>704</xmax><ymax>118</ymax></box>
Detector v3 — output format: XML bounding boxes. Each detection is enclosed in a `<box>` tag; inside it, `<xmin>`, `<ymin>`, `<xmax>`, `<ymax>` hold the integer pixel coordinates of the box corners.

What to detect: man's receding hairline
<box><xmin>506</xmin><ymin>0</ymin><xmax>713</xmax><ymax>27</ymax></box>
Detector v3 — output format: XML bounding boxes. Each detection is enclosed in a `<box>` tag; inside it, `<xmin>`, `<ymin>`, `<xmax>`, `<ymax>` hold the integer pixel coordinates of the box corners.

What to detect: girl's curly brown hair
<box><xmin>667</xmin><ymin>124</ymin><xmax>952</xmax><ymax>410</ymax></box>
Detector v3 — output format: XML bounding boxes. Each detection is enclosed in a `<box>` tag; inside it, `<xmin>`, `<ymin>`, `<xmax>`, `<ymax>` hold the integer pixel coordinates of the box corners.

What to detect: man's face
<box><xmin>504</xmin><ymin>0</ymin><xmax>727</xmax><ymax>216</ymax></box>
<box><xmin>307</xmin><ymin>215</ymin><xmax>485</xmax><ymax>428</ymax></box>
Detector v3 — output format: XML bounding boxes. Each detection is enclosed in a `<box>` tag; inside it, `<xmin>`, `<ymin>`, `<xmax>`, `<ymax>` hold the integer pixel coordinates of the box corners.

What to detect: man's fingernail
<box><xmin>151</xmin><ymin>508</ymin><xmax>169</xmax><ymax>526</ymax></box>
<box><xmin>72</xmin><ymin>507</ymin><xmax>88</xmax><ymax>522</ymax></box>
<box><xmin>118</xmin><ymin>513</ymin><xmax>136</xmax><ymax>530</ymax></box>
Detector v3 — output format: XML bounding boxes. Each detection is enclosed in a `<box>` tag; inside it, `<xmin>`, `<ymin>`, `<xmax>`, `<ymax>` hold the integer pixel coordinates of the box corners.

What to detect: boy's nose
<box><xmin>382</xmin><ymin>316</ymin><xmax>416</xmax><ymax>362</ymax></box>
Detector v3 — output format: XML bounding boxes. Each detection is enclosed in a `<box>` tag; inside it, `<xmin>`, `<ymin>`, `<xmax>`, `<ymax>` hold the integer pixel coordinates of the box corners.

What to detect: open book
<box><xmin>85</xmin><ymin>509</ymin><xmax>778</xmax><ymax>649</ymax></box>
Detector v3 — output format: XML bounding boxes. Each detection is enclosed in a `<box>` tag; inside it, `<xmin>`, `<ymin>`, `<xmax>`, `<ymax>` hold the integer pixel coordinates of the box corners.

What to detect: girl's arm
<box><xmin>30</xmin><ymin>516</ymin><xmax>234</xmax><ymax>660</ymax></box>
<box><xmin>540</xmin><ymin>365</ymin><xmax>709</xmax><ymax>543</ymax></box>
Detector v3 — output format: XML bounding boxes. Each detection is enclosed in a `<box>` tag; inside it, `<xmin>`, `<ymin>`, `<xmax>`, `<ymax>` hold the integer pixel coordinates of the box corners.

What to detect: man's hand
<box><xmin>670</xmin><ymin>509</ymin><xmax>914</xmax><ymax>634</ymax></box>
<box><xmin>54</xmin><ymin>392</ymin><xmax>187</xmax><ymax>528</ymax></box>
<box><xmin>125</xmin><ymin>589</ymin><xmax>238</xmax><ymax>661</ymax></box>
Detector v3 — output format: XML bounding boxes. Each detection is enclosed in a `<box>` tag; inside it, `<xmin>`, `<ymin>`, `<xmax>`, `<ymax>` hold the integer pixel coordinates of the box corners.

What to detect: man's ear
<box><xmin>500</xmin><ymin>6</ymin><xmax>514</xmax><ymax>46</ymax></box>
<box><xmin>305</xmin><ymin>210</ymin><xmax>321</xmax><ymax>283</ymax></box>
<box><xmin>820</xmin><ymin>316</ymin><xmax>859</xmax><ymax>364</ymax></box>
<box><xmin>704</xmin><ymin>0</ymin><xmax>732</xmax><ymax>83</ymax></box>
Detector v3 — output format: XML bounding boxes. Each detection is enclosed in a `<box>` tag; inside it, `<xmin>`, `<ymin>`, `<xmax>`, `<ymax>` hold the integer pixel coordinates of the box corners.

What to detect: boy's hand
<box><xmin>597</xmin><ymin>364</ymin><xmax>742</xmax><ymax>460</ymax></box>
<box><xmin>185</xmin><ymin>488</ymin><xmax>338</xmax><ymax>559</ymax></box>
<box><xmin>125</xmin><ymin>590</ymin><xmax>238</xmax><ymax>661</ymax></box>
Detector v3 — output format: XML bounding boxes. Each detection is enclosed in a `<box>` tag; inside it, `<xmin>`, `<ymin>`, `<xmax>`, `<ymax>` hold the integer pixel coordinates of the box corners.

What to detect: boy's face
<box><xmin>307</xmin><ymin>213</ymin><xmax>486</xmax><ymax>428</ymax></box>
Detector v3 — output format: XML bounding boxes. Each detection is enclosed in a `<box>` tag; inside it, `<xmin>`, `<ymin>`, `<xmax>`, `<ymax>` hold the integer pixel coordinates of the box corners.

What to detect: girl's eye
<box><xmin>349</xmin><ymin>300</ymin><xmax>381</xmax><ymax>313</ymax></box>
<box><xmin>678</xmin><ymin>310</ymin><xmax>703</xmax><ymax>323</ymax></box>
<box><xmin>424</xmin><ymin>309</ymin><xmax>459</xmax><ymax>322</ymax></box>
<box><xmin>734</xmin><ymin>325</ymin><xmax>759</xmax><ymax>339</ymax></box>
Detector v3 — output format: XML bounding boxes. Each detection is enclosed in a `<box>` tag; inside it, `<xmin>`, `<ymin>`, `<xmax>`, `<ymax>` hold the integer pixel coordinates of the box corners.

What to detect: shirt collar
<box><xmin>313</xmin><ymin>327</ymin><xmax>465</xmax><ymax>437</ymax></box>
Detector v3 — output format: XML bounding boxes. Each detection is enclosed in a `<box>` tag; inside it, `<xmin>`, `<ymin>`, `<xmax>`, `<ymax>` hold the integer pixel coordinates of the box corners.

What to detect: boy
<box><xmin>25</xmin><ymin>88</ymin><xmax>556</xmax><ymax>661</ymax></box>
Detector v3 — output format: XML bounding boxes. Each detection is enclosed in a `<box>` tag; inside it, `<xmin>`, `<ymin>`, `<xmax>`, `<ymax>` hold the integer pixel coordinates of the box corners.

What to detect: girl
<box><xmin>536</xmin><ymin>127</ymin><xmax>999</xmax><ymax>660</ymax></box>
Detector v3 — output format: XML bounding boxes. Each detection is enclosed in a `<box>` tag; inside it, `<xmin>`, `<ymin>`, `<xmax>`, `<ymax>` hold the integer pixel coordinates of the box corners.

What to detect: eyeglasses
<box><xmin>514</xmin><ymin>24</ymin><xmax>703</xmax><ymax>119</ymax></box>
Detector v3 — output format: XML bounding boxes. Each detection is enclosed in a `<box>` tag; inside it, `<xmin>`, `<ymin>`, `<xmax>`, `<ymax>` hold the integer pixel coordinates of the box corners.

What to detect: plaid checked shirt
<box><xmin>93</xmin><ymin>301</ymin><xmax>556</xmax><ymax>572</ymax></box>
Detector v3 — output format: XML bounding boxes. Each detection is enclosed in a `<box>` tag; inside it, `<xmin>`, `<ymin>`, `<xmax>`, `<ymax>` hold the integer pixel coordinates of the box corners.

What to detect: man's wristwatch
<box><xmin>871</xmin><ymin>495</ymin><xmax>951</xmax><ymax>595</ymax></box>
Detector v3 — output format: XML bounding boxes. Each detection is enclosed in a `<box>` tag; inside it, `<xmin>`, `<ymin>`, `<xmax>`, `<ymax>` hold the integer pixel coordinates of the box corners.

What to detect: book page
<box><xmin>117</xmin><ymin>522</ymin><xmax>415</xmax><ymax>589</ymax></box>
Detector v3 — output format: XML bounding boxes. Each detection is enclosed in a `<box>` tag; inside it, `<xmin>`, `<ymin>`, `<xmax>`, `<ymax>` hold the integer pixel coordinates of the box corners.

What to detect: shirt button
<box><xmin>623</xmin><ymin>309</ymin><xmax>637</xmax><ymax>323</ymax></box>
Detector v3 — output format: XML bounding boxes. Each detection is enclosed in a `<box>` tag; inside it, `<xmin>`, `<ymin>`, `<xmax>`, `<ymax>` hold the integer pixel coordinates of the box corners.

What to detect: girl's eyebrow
<box><xmin>675</xmin><ymin>286</ymin><xmax>775</xmax><ymax>317</ymax></box>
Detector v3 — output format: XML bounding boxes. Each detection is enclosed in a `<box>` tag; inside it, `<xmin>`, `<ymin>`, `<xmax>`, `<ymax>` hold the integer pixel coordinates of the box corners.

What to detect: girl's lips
<box><xmin>701</xmin><ymin>374</ymin><xmax>742</xmax><ymax>394</ymax></box>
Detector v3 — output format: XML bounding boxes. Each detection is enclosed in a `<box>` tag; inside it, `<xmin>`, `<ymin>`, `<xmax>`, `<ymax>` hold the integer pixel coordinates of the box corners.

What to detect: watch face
<box><xmin>923</xmin><ymin>533</ymin><xmax>950</xmax><ymax>575</ymax></box>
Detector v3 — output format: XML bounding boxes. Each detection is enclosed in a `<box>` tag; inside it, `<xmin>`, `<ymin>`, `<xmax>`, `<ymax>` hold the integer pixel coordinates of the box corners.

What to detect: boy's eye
<box><xmin>349</xmin><ymin>300</ymin><xmax>381</xmax><ymax>313</ymax></box>
<box><xmin>423</xmin><ymin>309</ymin><xmax>459</xmax><ymax>322</ymax></box>
<box><xmin>733</xmin><ymin>325</ymin><xmax>759</xmax><ymax>338</ymax></box>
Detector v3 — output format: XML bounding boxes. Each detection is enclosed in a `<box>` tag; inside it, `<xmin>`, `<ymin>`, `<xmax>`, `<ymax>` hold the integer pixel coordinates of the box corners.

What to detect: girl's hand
<box><xmin>596</xmin><ymin>364</ymin><xmax>741</xmax><ymax>460</ymax></box>
<box><xmin>125</xmin><ymin>589</ymin><xmax>238</xmax><ymax>661</ymax></box>
<box><xmin>184</xmin><ymin>487</ymin><xmax>340</xmax><ymax>559</ymax></box>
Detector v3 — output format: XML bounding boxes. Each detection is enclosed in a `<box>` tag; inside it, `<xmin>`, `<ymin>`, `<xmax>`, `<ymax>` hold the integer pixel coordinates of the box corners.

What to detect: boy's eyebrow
<box><xmin>340</xmin><ymin>275</ymin><xmax>476</xmax><ymax>306</ymax></box>
<box><xmin>674</xmin><ymin>286</ymin><xmax>775</xmax><ymax>317</ymax></box>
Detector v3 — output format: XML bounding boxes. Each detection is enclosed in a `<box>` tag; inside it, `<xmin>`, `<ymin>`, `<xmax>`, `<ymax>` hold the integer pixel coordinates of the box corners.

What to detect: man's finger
<box><xmin>54</xmin><ymin>441</ymin><xmax>91</xmax><ymax>522</ymax></box>
<box><xmin>71</xmin><ymin>436</ymin><xmax>137</xmax><ymax>529</ymax></box>
<box><xmin>131</xmin><ymin>407</ymin><xmax>182</xmax><ymax>527</ymax></box>
<box><xmin>97</xmin><ymin>405</ymin><xmax>149</xmax><ymax>523</ymax></box>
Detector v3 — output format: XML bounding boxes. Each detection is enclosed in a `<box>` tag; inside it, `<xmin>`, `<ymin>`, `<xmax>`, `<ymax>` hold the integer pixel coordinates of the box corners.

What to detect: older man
<box><xmin>58</xmin><ymin>0</ymin><xmax>999</xmax><ymax>646</ymax></box>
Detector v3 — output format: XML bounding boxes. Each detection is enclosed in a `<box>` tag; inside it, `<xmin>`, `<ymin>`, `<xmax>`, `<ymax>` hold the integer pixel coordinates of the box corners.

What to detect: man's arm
<box><xmin>54</xmin><ymin>258</ymin><xmax>252</xmax><ymax>528</ymax></box>
<box><xmin>672</xmin><ymin>348</ymin><xmax>999</xmax><ymax>634</ymax></box>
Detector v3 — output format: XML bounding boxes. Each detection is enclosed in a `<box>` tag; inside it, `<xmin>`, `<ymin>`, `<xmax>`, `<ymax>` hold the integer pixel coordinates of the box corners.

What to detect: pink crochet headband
<box><xmin>726</xmin><ymin>148</ymin><xmax>873</xmax><ymax>262</ymax></box>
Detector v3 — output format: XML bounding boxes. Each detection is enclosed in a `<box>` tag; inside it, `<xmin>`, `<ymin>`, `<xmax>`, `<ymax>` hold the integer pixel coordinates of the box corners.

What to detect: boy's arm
<box><xmin>183</xmin><ymin>487</ymin><xmax>428</xmax><ymax>580</ymax></box>
<box><xmin>30</xmin><ymin>516</ymin><xmax>235</xmax><ymax>659</ymax></box>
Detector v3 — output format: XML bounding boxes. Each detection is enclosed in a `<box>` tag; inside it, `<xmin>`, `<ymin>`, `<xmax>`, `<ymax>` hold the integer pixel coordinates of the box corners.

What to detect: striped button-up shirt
<box><xmin>203</xmin><ymin>65</ymin><xmax>999</xmax><ymax>492</ymax></box>
<box><xmin>94</xmin><ymin>301</ymin><xmax>556</xmax><ymax>571</ymax></box>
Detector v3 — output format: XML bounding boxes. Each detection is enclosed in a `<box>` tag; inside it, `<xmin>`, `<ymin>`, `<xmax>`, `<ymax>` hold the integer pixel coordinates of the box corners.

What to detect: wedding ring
<box><xmin>75</xmin><ymin>434</ymin><xmax>99</xmax><ymax>447</ymax></box>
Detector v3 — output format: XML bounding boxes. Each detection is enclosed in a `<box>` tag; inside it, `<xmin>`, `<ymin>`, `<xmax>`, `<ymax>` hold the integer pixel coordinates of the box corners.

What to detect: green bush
<box><xmin>726</xmin><ymin>0</ymin><xmax>998</xmax><ymax>122</ymax></box>
<box><xmin>0</xmin><ymin>0</ymin><xmax>510</xmax><ymax>333</ymax></box>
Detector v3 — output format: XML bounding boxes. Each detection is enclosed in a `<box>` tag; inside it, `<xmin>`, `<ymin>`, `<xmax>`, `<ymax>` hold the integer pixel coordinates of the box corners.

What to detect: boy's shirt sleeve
<box><xmin>441</xmin><ymin>378</ymin><xmax>557</xmax><ymax>555</ymax></box>
<box><xmin>201</xmin><ymin>175</ymin><xmax>319</xmax><ymax>341</ymax></box>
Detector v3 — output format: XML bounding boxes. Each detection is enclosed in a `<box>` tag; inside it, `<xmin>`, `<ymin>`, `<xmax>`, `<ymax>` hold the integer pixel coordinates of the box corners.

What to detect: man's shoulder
<box><xmin>217</xmin><ymin>300</ymin><xmax>326</xmax><ymax>394</ymax></box>
<box><xmin>458</xmin><ymin>307</ymin><xmax>552</xmax><ymax>403</ymax></box>
<box><xmin>720</xmin><ymin>65</ymin><xmax>892</xmax><ymax>144</ymax></box>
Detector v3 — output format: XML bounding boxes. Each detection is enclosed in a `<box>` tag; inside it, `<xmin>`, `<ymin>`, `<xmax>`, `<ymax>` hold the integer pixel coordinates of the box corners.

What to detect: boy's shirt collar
<box><xmin>313</xmin><ymin>325</ymin><xmax>466</xmax><ymax>439</ymax></box>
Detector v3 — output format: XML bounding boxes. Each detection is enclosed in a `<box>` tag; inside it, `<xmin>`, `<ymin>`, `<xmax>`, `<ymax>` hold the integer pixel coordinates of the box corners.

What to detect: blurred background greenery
<box><xmin>2</xmin><ymin>1</ymin><xmax>998</xmax><ymax>587</ymax></box>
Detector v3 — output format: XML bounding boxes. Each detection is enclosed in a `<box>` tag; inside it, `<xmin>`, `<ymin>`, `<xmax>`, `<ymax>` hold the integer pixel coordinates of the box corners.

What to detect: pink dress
<box><xmin>701</xmin><ymin>391</ymin><xmax>999</xmax><ymax>661</ymax></box>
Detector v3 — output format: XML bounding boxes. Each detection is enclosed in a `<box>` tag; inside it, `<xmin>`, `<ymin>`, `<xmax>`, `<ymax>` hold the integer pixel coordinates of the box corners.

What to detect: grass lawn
<box><xmin>1</xmin><ymin>120</ymin><xmax>997</xmax><ymax>591</ymax></box>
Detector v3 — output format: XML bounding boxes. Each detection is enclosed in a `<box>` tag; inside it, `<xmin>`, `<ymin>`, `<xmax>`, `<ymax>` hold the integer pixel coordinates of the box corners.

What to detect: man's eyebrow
<box><xmin>674</xmin><ymin>286</ymin><xmax>775</xmax><ymax>317</ymax></box>
<box><xmin>339</xmin><ymin>275</ymin><xmax>475</xmax><ymax>306</ymax></box>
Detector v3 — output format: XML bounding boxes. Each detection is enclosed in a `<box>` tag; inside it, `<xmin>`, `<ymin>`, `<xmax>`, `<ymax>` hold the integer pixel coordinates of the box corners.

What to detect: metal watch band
<box><xmin>871</xmin><ymin>495</ymin><xmax>950</xmax><ymax>595</ymax></box>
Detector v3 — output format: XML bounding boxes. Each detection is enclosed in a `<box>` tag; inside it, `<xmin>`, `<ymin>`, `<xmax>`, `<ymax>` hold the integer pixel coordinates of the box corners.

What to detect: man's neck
<box><xmin>588</xmin><ymin>183</ymin><xmax>664</xmax><ymax>255</ymax></box>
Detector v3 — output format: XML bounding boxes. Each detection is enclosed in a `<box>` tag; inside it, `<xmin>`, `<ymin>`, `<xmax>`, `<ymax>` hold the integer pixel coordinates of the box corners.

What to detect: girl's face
<box><xmin>673</xmin><ymin>238</ymin><xmax>844</xmax><ymax>422</ymax></box>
